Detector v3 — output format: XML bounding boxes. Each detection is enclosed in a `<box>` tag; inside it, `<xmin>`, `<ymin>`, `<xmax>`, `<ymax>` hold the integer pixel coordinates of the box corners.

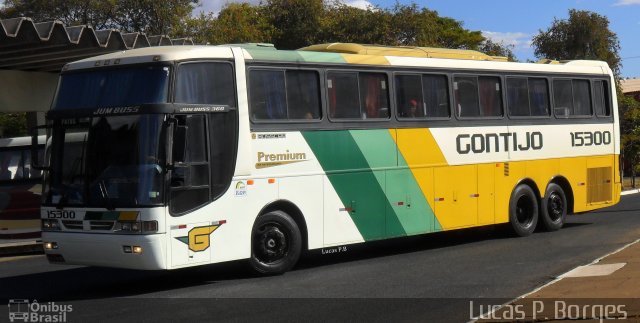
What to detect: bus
<box><xmin>0</xmin><ymin>136</ymin><xmax>43</xmax><ymax>242</ymax></box>
<box><xmin>36</xmin><ymin>43</ymin><xmax>620</xmax><ymax>274</ymax></box>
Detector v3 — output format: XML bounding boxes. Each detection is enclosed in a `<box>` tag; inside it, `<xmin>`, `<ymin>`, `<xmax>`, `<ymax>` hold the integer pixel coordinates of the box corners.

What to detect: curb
<box><xmin>621</xmin><ymin>189</ymin><xmax>640</xmax><ymax>196</ymax></box>
<box><xmin>470</xmin><ymin>238</ymin><xmax>640</xmax><ymax>322</ymax></box>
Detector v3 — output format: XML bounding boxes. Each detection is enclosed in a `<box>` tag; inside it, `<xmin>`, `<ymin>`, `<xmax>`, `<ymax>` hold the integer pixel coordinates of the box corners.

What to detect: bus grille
<box><xmin>587</xmin><ymin>167</ymin><xmax>612</xmax><ymax>203</ymax></box>
<box><xmin>62</xmin><ymin>220</ymin><xmax>83</xmax><ymax>230</ymax></box>
<box><xmin>90</xmin><ymin>221</ymin><xmax>115</xmax><ymax>231</ymax></box>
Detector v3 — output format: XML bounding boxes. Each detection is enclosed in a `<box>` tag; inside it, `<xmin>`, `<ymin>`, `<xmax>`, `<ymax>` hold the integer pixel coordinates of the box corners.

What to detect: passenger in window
<box><xmin>406</xmin><ymin>99</ymin><xmax>418</xmax><ymax>118</ymax></box>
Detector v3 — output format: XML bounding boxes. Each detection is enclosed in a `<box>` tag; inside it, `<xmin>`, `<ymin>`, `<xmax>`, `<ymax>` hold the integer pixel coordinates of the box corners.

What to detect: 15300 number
<box><xmin>570</xmin><ymin>131</ymin><xmax>611</xmax><ymax>147</ymax></box>
<box><xmin>47</xmin><ymin>210</ymin><xmax>76</xmax><ymax>219</ymax></box>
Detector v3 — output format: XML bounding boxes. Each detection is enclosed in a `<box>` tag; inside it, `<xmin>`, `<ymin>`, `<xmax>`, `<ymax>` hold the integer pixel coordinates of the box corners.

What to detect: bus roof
<box><xmin>64</xmin><ymin>46</ymin><xmax>234</xmax><ymax>71</ymax></box>
<box><xmin>64</xmin><ymin>43</ymin><xmax>613</xmax><ymax>76</ymax></box>
<box><xmin>299</xmin><ymin>43</ymin><xmax>509</xmax><ymax>61</ymax></box>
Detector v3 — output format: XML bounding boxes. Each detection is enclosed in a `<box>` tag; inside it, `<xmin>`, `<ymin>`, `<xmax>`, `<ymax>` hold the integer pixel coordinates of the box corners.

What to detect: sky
<box><xmin>194</xmin><ymin>0</ymin><xmax>640</xmax><ymax>77</ymax></box>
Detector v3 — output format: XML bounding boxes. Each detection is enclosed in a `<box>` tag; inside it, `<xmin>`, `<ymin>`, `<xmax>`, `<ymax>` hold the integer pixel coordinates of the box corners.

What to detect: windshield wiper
<box><xmin>98</xmin><ymin>180</ymin><xmax>116</xmax><ymax>211</ymax></box>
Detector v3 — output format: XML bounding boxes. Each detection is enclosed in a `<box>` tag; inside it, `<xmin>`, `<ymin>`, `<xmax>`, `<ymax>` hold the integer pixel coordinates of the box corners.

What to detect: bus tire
<box><xmin>540</xmin><ymin>183</ymin><xmax>567</xmax><ymax>231</ymax></box>
<box><xmin>249</xmin><ymin>210</ymin><xmax>302</xmax><ymax>275</ymax></box>
<box><xmin>509</xmin><ymin>184</ymin><xmax>539</xmax><ymax>237</ymax></box>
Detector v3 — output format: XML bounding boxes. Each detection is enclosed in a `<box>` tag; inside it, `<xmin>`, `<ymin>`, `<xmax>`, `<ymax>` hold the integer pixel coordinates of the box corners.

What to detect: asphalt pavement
<box><xmin>1</xmin><ymin>194</ymin><xmax>640</xmax><ymax>322</ymax></box>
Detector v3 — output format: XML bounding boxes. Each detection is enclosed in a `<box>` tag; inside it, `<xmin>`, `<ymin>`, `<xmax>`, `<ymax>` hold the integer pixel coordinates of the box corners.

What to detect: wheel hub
<box><xmin>548</xmin><ymin>193</ymin><xmax>564</xmax><ymax>221</ymax></box>
<box><xmin>255</xmin><ymin>224</ymin><xmax>288</xmax><ymax>263</ymax></box>
<box><xmin>516</xmin><ymin>195</ymin><xmax>534</xmax><ymax>227</ymax></box>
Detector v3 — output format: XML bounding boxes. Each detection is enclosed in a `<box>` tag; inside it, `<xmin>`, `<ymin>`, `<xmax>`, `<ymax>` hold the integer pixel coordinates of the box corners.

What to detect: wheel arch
<box><xmin>257</xmin><ymin>200</ymin><xmax>309</xmax><ymax>251</ymax></box>
<box><xmin>547</xmin><ymin>176</ymin><xmax>574</xmax><ymax>214</ymax></box>
<box><xmin>514</xmin><ymin>178</ymin><xmax>542</xmax><ymax>202</ymax></box>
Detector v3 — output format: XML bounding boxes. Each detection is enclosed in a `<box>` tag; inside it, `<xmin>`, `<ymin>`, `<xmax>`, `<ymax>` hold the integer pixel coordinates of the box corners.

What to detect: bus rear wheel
<box><xmin>540</xmin><ymin>183</ymin><xmax>567</xmax><ymax>231</ymax></box>
<box><xmin>509</xmin><ymin>184</ymin><xmax>539</xmax><ymax>237</ymax></box>
<box><xmin>249</xmin><ymin>210</ymin><xmax>301</xmax><ymax>275</ymax></box>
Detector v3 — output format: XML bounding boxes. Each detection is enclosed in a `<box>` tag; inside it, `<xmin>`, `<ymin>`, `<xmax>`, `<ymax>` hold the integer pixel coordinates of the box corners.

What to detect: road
<box><xmin>1</xmin><ymin>194</ymin><xmax>640</xmax><ymax>322</ymax></box>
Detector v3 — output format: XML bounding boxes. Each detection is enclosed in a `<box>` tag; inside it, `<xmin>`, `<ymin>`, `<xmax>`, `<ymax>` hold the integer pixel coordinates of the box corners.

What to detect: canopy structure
<box><xmin>0</xmin><ymin>17</ymin><xmax>193</xmax><ymax>114</ymax></box>
<box><xmin>622</xmin><ymin>78</ymin><xmax>640</xmax><ymax>102</ymax></box>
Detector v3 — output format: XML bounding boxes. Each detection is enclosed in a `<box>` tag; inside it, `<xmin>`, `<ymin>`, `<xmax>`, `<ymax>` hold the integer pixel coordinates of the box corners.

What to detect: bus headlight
<box><xmin>116</xmin><ymin>221</ymin><xmax>158</xmax><ymax>233</ymax></box>
<box><xmin>122</xmin><ymin>245</ymin><xmax>143</xmax><ymax>254</ymax></box>
<box><xmin>42</xmin><ymin>219</ymin><xmax>61</xmax><ymax>231</ymax></box>
<box><xmin>44</xmin><ymin>242</ymin><xmax>58</xmax><ymax>250</ymax></box>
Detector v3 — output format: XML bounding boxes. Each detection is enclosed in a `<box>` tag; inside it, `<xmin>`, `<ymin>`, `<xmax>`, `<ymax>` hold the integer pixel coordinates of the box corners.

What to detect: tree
<box><xmin>432</xmin><ymin>15</ymin><xmax>484</xmax><ymax>49</ymax></box>
<box><xmin>321</xmin><ymin>3</ymin><xmax>393</xmax><ymax>45</ymax></box>
<box><xmin>0</xmin><ymin>113</ymin><xmax>27</xmax><ymax>138</ymax></box>
<box><xmin>264</xmin><ymin>0</ymin><xmax>324</xmax><ymax>49</ymax></box>
<box><xmin>387</xmin><ymin>3</ymin><xmax>485</xmax><ymax>49</ymax></box>
<box><xmin>620</xmin><ymin>95</ymin><xmax>640</xmax><ymax>187</ymax></box>
<box><xmin>0</xmin><ymin>0</ymin><xmax>113</xmax><ymax>29</ymax></box>
<box><xmin>478</xmin><ymin>39</ymin><xmax>517</xmax><ymax>61</ymax></box>
<box><xmin>531</xmin><ymin>9</ymin><xmax>621</xmax><ymax>78</ymax></box>
<box><xmin>110</xmin><ymin>0</ymin><xmax>197</xmax><ymax>35</ymax></box>
<box><xmin>389</xmin><ymin>3</ymin><xmax>439</xmax><ymax>46</ymax></box>
<box><xmin>174</xmin><ymin>11</ymin><xmax>216</xmax><ymax>45</ymax></box>
<box><xmin>213</xmin><ymin>3</ymin><xmax>273</xmax><ymax>44</ymax></box>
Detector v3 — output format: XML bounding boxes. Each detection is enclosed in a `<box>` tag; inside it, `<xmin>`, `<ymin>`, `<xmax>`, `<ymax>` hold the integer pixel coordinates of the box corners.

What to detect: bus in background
<box><xmin>36</xmin><ymin>43</ymin><xmax>619</xmax><ymax>274</ymax></box>
<box><xmin>0</xmin><ymin>136</ymin><xmax>44</xmax><ymax>241</ymax></box>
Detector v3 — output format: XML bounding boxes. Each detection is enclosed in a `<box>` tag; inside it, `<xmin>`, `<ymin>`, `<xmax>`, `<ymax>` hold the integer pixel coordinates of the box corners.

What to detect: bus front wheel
<box><xmin>509</xmin><ymin>184</ymin><xmax>539</xmax><ymax>237</ymax></box>
<box><xmin>540</xmin><ymin>183</ymin><xmax>567</xmax><ymax>231</ymax></box>
<box><xmin>249</xmin><ymin>210</ymin><xmax>302</xmax><ymax>275</ymax></box>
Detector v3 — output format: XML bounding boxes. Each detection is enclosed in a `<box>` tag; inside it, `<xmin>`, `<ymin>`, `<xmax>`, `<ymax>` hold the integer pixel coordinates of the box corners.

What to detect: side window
<box><xmin>478</xmin><ymin>76</ymin><xmax>502</xmax><ymax>117</ymax></box>
<box><xmin>22</xmin><ymin>148</ymin><xmax>43</xmax><ymax>179</ymax></box>
<box><xmin>175</xmin><ymin>62</ymin><xmax>235</xmax><ymax>106</ymax></box>
<box><xmin>553</xmin><ymin>79</ymin><xmax>592</xmax><ymax>117</ymax></box>
<box><xmin>170</xmin><ymin>114</ymin><xmax>210</xmax><ymax>215</ymax></box>
<box><xmin>0</xmin><ymin>148</ymin><xmax>42</xmax><ymax>182</ymax></box>
<box><xmin>507</xmin><ymin>77</ymin><xmax>529</xmax><ymax>117</ymax></box>
<box><xmin>422</xmin><ymin>74</ymin><xmax>450</xmax><ymax>118</ymax></box>
<box><xmin>454</xmin><ymin>76</ymin><xmax>480</xmax><ymax>117</ymax></box>
<box><xmin>249</xmin><ymin>70</ymin><xmax>287</xmax><ymax>120</ymax></box>
<box><xmin>553</xmin><ymin>79</ymin><xmax>573</xmax><ymax>117</ymax></box>
<box><xmin>573</xmin><ymin>79</ymin><xmax>592</xmax><ymax>116</ymax></box>
<box><xmin>286</xmin><ymin>70</ymin><xmax>321</xmax><ymax>119</ymax></box>
<box><xmin>328</xmin><ymin>71</ymin><xmax>389</xmax><ymax>120</ymax></box>
<box><xmin>507</xmin><ymin>77</ymin><xmax>550</xmax><ymax>117</ymax></box>
<box><xmin>328</xmin><ymin>72</ymin><xmax>360</xmax><ymax>119</ymax></box>
<box><xmin>359</xmin><ymin>73</ymin><xmax>389</xmax><ymax>119</ymax></box>
<box><xmin>594</xmin><ymin>80</ymin><xmax>611</xmax><ymax>117</ymax></box>
<box><xmin>529</xmin><ymin>78</ymin><xmax>550</xmax><ymax>116</ymax></box>
<box><xmin>249</xmin><ymin>69</ymin><xmax>321</xmax><ymax>121</ymax></box>
<box><xmin>395</xmin><ymin>74</ymin><xmax>423</xmax><ymax>119</ymax></box>
<box><xmin>396</xmin><ymin>74</ymin><xmax>450</xmax><ymax>119</ymax></box>
<box><xmin>209</xmin><ymin>111</ymin><xmax>237</xmax><ymax>199</ymax></box>
<box><xmin>0</xmin><ymin>150</ymin><xmax>22</xmax><ymax>181</ymax></box>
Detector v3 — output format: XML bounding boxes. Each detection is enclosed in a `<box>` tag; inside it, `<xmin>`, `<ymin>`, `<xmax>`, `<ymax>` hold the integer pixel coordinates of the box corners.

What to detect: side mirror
<box><xmin>173</xmin><ymin>125</ymin><xmax>187</xmax><ymax>163</ymax></box>
<box><xmin>31</xmin><ymin>125</ymin><xmax>50</xmax><ymax>171</ymax></box>
<box><xmin>165</xmin><ymin>118</ymin><xmax>187</xmax><ymax>169</ymax></box>
<box><xmin>166</xmin><ymin>118</ymin><xmax>175</xmax><ymax>168</ymax></box>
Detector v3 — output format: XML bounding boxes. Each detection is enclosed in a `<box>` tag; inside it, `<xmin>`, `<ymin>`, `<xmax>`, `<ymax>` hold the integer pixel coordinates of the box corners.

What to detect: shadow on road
<box><xmin>1</xmin><ymin>219</ymin><xmax>597</xmax><ymax>303</ymax></box>
<box><xmin>0</xmin><ymin>258</ymin><xmax>254</xmax><ymax>302</ymax></box>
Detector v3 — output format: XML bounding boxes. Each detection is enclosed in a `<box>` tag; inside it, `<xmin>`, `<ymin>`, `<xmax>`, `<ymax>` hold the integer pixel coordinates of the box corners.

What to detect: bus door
<box><xmin>168</xmin><ymin>114</ymin><xmax>213</xmax><ymax>267</ymax></box>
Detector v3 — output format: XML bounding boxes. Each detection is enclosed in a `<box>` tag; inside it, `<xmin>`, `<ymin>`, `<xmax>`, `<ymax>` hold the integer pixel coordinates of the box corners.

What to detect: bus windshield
<box><xmin>54</xmin><ymin>65</ymin><xmax>170</xmax><ymax>110</ymax></box>
<box><xmin>46</xmin><ymin>115</ymin><xmax>166</xmax><ymax>208</ymax></box>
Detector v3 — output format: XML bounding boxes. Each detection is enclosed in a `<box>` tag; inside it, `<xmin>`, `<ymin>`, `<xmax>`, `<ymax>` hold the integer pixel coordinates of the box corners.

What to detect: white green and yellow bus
<box><xmin>36</xmin><ymin>43</ymin><xmax>620</xmax><ymax>274</ymax></box>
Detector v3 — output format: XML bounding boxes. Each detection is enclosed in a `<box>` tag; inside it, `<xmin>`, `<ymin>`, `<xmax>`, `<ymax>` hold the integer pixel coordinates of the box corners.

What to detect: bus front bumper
<box><xmin>42</xmin><ymin>232</ymin><xmax>167</xmax><ymax>270</ymax></box>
